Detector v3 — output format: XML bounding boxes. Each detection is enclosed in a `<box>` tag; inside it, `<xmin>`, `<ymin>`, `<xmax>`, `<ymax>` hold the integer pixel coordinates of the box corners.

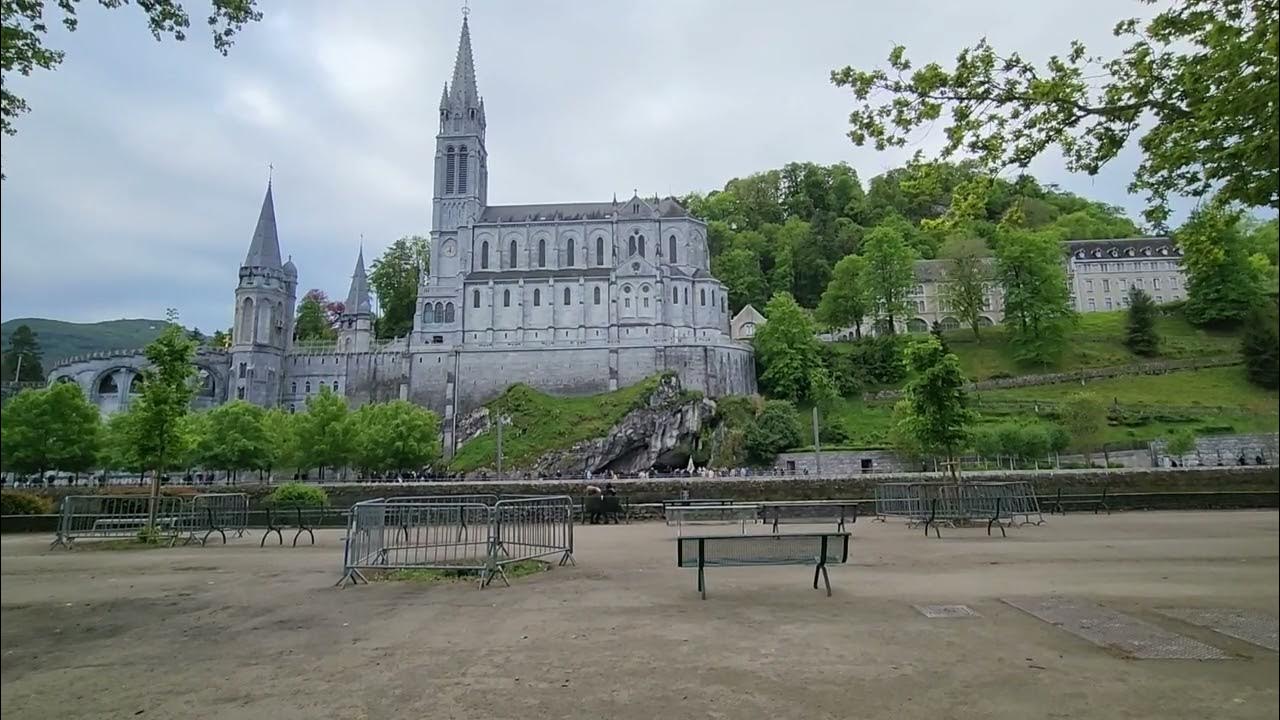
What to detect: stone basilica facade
<box><xmin>47</xmin><ymin>17</ymin><xmax>756</xmax><ymax>456</ymax></box>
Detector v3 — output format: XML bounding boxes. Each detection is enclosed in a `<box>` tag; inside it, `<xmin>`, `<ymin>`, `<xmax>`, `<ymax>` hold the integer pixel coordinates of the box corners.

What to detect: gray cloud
<box><xmin>1</xmin><ymin>0</ymin><xmax>1194</xmax><ymax>330</ymax></box>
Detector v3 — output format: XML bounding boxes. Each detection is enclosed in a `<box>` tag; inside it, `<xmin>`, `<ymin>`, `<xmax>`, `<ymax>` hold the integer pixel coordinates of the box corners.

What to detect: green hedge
<box><xmin>0</xmin><ymin>491</ymin><xmax>54</xmax><ymax>515</ymax></box>
<box><xmin>263</xmin><ymin>482</ymin><xmax>329</xmax><ymax>509</ymax></box>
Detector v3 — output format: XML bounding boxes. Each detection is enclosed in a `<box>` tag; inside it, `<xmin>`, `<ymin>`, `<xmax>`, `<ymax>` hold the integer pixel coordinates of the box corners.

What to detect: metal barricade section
<box><xmin>874</xmin><ymin>481</ymin><xmax>1046</xmax><ymax>538</ymax></box>
<box><xmin>51</xmin><ymin>495</ymin><xmax>188</xmax><ymax>548</ymax></box>
<box><xmin>339</xmin><ymin>495</ymin><xmax>574</xmax><ymax>588</ymax></box>
<box><xmin>179</xmin><ymin>493</ymin><xmax>250</xmax><ymax>545</ymax></box>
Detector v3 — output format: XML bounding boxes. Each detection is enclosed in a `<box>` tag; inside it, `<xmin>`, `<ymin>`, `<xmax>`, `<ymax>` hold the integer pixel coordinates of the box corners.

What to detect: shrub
<box><xmin>0</xmin><ymin>491</ymin><xmax>54</xmax><ymax>515</ymax></box>
<box><xmin>818</xmin><ymin>423</ymin><xmax>849</xmax><ymax>445</ymax></box>
<box><xmin>744</xmin><ymin>400</ymin><xmax>804</xmax><ymax>463</ymax></box>
<box><xmin>264</xmin><ymin>482</ymin><xmax>329</xmax><ymax>509</ymax></box>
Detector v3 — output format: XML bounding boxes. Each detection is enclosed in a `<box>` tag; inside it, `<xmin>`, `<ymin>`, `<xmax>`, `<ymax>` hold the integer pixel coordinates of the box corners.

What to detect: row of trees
<box><xmin>293</xmin><ymin>235</ymin><xmax>430</xmax><ymax>343</ymax></box>
<box><xmin>1</xmin><ymin>323</ymin><xmax>442</xmax><ymax>481</ymax></box>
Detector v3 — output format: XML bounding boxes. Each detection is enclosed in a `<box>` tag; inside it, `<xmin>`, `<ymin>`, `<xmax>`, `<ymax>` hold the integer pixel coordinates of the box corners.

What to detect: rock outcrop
<box><xmin>456</xmin><ymin>374</ymin><xmax>715</xmax><ymax>476</ymax></box>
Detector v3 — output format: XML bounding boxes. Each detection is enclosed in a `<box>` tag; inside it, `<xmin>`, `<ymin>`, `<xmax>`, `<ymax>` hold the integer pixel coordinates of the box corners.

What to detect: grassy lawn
<box><xmin>449</xmin><ymin>374</ymin><xmax>679</xmax><ymax>472</ymax></box>
<box><xmin>980</xmin><ymin>366</ymin><xmax>1277</xmax><ymax>413</ymax></box>
<box><xmin>941</xmin><ymin>310</ymin><xmax>1240</xmax><ymax>381</ymax></box>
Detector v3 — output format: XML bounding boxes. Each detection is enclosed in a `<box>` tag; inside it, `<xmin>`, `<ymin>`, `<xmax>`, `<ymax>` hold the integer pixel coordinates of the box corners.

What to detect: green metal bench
<box><xmin>676</xmin><ymin>532</ymin><xmax>850</xmax><ymax>600</ymax></box>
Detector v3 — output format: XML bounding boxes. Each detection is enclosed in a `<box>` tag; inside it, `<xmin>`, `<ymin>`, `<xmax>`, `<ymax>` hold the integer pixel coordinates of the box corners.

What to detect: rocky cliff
<box><xmin>455</xmin><ymin>374</ymin><xmax>716</xmax><ymax>476</ymax></box>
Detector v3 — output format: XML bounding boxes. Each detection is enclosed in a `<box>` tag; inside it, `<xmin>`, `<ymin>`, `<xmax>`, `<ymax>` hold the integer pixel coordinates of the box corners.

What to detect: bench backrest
<box><xmin>762</xmin><ymin>502</ymin><xmax>859</xmax><ymax>523</ymax></box>
<box><xmin>677</xmin><ymin>533</ymin><xmax>850</xmax><ymax>567</ymax></box>
<box><xmin>667</xmin><ymin>504</ymin><xmax>760</xmax><ymax>523</ymax></box>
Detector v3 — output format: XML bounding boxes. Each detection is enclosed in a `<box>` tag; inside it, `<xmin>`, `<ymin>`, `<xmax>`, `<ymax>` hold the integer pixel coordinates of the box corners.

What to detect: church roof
<box><xmin>344</xmin><ymin>248</ymin><xmax>372</xmax><ymax>315</ymax></box>
<box><xmin>447</xmin><ymin>17</ymin><xmax>480</xmax><ymax>111</ymax></box>
<box><xmin>480</xmin><ymin>201</ymin><xmax>618</xmax><ymax>223</ymax></box>
<box><xmin>1064</xmin><ymin>236</ymin><xmax>1179</xmax><ymax>259</ymax></box>
<box><xmin>732</xmin><ymin>304</ymin><xmax>766</xmax><ymax>324</ymax></box>
<box><xmin>243</xmin><ymin>182</ymin><xmax>282</xmax><ymax>268</ymax></box>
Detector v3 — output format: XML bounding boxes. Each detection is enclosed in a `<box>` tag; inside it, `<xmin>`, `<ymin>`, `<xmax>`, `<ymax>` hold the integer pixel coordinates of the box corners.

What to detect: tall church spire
<box><xmin>448</xmin><ymin>16</ymin><xmax>479</xmax><ymax>110</ymax></box>
<box><xmin>243</xmin><ymin>181</ymin><xmax>282</xmax><ymax>268</ymax></box>
<box><xmin>345</xmin><ymin>247</ymin><xmax>372</xmax><ymax>314</ymax></box>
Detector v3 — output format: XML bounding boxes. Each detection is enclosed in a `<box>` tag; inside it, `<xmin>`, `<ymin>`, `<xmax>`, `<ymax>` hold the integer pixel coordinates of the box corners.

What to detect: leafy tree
<box><xmin>369</xmin><ymin>235</ymin><xmax>429</xmax><ymax>339</ymax></box>
<box><xmin>994</xmin><ymin>229</ymin><xmax>1075</xmax><ymax>364</ymax></box>
<box><xmin>1</xmin><ymin>324</ymin><xmax>44</xmax><ymax>381</ymax></box>
<box><xmin>294</xmin><ymin>387</ymin><xmax>352</xmax><ymax>479</ymax></box>
<box><xmin>816</xmin><ymin>254</ymin><xmax>871</xmax><ymax>338</ymax></box>
<box><xmin>261</xmin><ymin>408</ymin><xmax>298</xmax><ymax>477</ymax></box>
<box><xmin>940</xmin><ymin>236</ymin><xmax>992</xmax><ymax>340</ymax></box>
<box><xmin>0</xmin><ymin>382</ymin><xmax>100</xmax><ymax>477</ymax></box>
<box><xmin>294</xmin><ymin>294</ymin><xmax>335</xmax><ymax>342</ymax></box>
<box><xmin>197</xmin><ymin>401</ymin><xmax>267</xmax><ymax>483</ymax></box>
<box><xmin>861</xmin><ymin>224</ymin><xmax>916</xmax><ymax>333</ymax></box>
<box><xmin>1241</xmin><ymin>303</ymin><xmax>1280</xmax><ymax>389</ymax></box>
<box><xmin>348</xmin><ymin>400</ymin><xmax>441</xmax><ymax>474</ymax></box>
<box><xmin>1124</xmin><ymin>288</ymin><xmax>1160</xmax><ymax>356</ymax></box>
<box><xmin>209</xmin><ymin>329</ymin><xmax>231</xmax><ymax>349</ymax></box>
<box><xmin>100</xmin><ymin>408</ymin><xmax>144</xmax><ymax>475</ymax></box>
<box><xmin>1166</xmin><ymin>429</ymin><xmax>1198</xmax><ymax>465</ymax></box>
<box><xmin>895</xmin><ymin>336</ymin><xmax>974</xmax><ymax>477</ymax></box>
<box><xmin>831</xmin><ymin>0</ymin><xmax>1279</xmax><ymax>227</ymax></box>
<box><xmin>712</xmin><ymin>246</ymin><xmax>768</xmax><ymax>313</ymax></box>
<box><xmin>2</xmin><ymin>0</ymin><xmax>263</xmax><ymax>138</ymax></box>
<box><xmin>1177</xmin><ymin>202</ymin><xmax>1267</xmax><ymax>326</ymax></box>
<box><xmin>132</xmin><ymin>319</ymin><xmax>197</xmax><ymax>525</ymax></box>
<box><xmin>753</xmin><ymin>292</ymin><xmax>829</xmax><ymax>403</ymax></box>
<box><xmin>744</xmin><ymin>400</ymin><xmax>804</xmax><ymax>464</ymax></box>
<box><xmin>1241</xmin><ymin>217</ymin><xmax>1279</xmax><ymax>267</ymax></box>
<box><xmin>1060</xmin><ymin>392</ymin><xmax>1107</xmax><ymax>467</ymax></box>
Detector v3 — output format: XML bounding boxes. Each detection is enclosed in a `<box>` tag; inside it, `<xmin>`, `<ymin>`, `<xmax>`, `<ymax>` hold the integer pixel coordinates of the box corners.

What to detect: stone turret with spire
<box><xmin>231</xmin><ymin>179</ymin><xmax>296</xmax><ymax>406</ymax></box>
<box><xmin>337</xmin><ymin>246</ymin><xmax>374</xmax><ymax>353</ymax></box>
<box><xmin>432</xmin><ymin>14</ymin><xmax>488</xmax><ymax>235</ymax></box>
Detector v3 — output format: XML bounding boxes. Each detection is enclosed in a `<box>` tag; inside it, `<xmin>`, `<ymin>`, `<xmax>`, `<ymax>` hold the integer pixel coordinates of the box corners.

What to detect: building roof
<box><xmin>243</xmin><ymin>182</ymin><xmax>282</xmax><ymax>268</ymax></box>
<box><xmin>344</xmin><ymin>248</ymin><xmax>372</xmax><ymax>314</ymax></box>
<box><xmin>1064</xmin><ymin>236</ymin><xmax>1180</xmax><ymax>259</ymax></box>
<box><xmin>732</xmin><ymin>304</ymin><xmax>766</xmax><ymax>325</ymax></box>
<box><xmin>447</xmin><ymin>16</ymin><xmax>480</xmax><ymax>111</ymax></box>
<box><xmin>477</xmin><ymin>196</ymin><xmax>692</xmax><ymax>224</ymax></box>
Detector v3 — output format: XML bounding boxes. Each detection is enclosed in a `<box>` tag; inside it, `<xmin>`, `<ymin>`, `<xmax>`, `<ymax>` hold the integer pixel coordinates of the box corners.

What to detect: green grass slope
<box><xmin>449</xmin><ymin>374</ymin><xmax>677</xmax><ymax>473</ymax></box>
<box><xmin>0</xmin><ymin>318</ymin><xmax>168</xmax><ymax>365</ymax></box>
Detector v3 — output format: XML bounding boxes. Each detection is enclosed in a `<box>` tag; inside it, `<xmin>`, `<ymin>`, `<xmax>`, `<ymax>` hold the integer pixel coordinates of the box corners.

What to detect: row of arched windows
<box><xmin>475</xmin><ymin>233</ymin><xmax>683</xmax><ymax>270</ymax></box>
<box><xmin>290</xmin><ymin>380</ymin><xmax>339</xmax><ymax>395</ymax></box>
<box><xmin>423</xmin><ymin>302</ymin><xmax>456</xmax><ymax>324</ymax></box>
<box><xmin>471</xmin><ymin>286</ymin><xmax>608</xmax><ymax>309</ymax></box>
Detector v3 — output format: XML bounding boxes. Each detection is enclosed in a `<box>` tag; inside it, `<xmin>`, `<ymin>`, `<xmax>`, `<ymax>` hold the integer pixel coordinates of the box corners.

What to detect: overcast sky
<box><xmin>1</xmin><ymin>0</ymin><xmax>1188</xmax><ymax>331</ymax></box>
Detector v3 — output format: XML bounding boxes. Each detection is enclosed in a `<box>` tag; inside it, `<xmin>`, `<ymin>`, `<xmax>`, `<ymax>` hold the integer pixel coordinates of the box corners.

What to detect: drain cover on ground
<box><xmin>914</xmin><ymin>604</ymin><xmax>979</xmax><ymax>618</ymax></box>
<box><xmin>1003</xmin><ymin>597</ymin><xmax>1231</xmax><ymax>660</ymax></box>
<box><xmin>1157</xmin><ymin>608</ymin><xmax>1279</xmax><ymax>652</ymax></box>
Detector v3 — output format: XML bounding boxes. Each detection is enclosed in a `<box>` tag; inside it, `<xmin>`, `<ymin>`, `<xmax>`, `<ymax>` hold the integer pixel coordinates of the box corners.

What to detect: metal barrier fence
<box><xmin>51</xmin><ymin>495</ymin><xmax>188</xmax><ymax>548</ymax></box>
<box><xmin>873</xmin><ymin>481</ymin><xmax>1044</xmax><ymax>536</ymax></box>
<box><xmin>177</xmin><ymin>493</ymin><xmax>250</xmax><ymax>545</ymax></box>
<box><xmin>338</xmin><ymin>495</ymin><xmax>574</xmax><ymax>588</ymax></box>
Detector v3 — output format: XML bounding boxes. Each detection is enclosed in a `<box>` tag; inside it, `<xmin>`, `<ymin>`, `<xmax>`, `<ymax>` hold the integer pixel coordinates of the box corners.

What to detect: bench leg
<box><xmin>697</xmin><ymin>565</ymin><xmax>705</xmax><ymax>600</ymax></box>
<box><xmin>813</xmin><ymin>563</ymin><xmax>832</xmax><ymax>596</ymax></box>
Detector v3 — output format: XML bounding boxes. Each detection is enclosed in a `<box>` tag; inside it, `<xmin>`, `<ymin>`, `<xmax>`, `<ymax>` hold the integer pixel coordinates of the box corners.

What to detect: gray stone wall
<box><xmin>1150</xmin><ymin>433</ymin><xmax>1279</xmax><ymax>467</ymax></box>
<box><xmin>774</xmin><ymin>449</ymin><xmax>915</xmax><ymax>475</ymax></box>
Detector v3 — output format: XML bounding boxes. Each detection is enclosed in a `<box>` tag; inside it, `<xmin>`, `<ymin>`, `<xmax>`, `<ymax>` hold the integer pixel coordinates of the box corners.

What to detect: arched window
<box><xmin>239</xmin><ymin>297</ymin><xmax>254</xmax><ymax>343</ymax></box>
<box><xmin>711</xmin><ymin>291</ymin><xmax>716</xmax><ymax>305</ymax></box>
<box><xmin>434</xmin><ymin>303</ymin><xmax>444</xmax><ymax>324</ymax></box>
<box><xmin>700</xmin><ymin>288</ymin><xmax>706</xmax><ymax>306</ymax></box>
<box><xmin>684</xmin><ymin>287</ymin><xmax>689</xmax><ymax>304</ymax></box>
<box><xmin>480</xmin><ymin>241</ymin><xmax>490</xmax><ymax>269</ymax></box>
<box><xmin>638</xmin><ymin>234</ymin><xmax>646</xmax><ymax>256</ymax></box>
<box><xmin>566</xmin><ymin>241</ymin><xmax>575</xmax><ymax>266</ymax></box>
<box><xmin>509</xmin><ymin>240</ymin><xmax>518</xmax><ymax>268</ymax></box>
<box><xmin>669</xmin><ymin>235</ymin><xmax>677</xmax><ymax>263</ymax></box>
<box><xmin>291</xmin><ymin>381</ymin><xmax>297</xmax><ymax>394</ymax></box>
<box><xmin>445</xmin><ymin>303</ymin><xmax>455</xmax><ymax>323</ymax></box>
<box><xmin>473</xmin><ymin>289</ymin><xmax>481</xmax><ymax>308</ymax></box>
<box><xmin>538</xmin><ymin>238</ymin><xmax>547</xmax><ymax>267</ymax></box>
<box><xmin>503</xmin><ymin>289</ymin><xmax>511</xmax><ymax>307</ymax></box>
<box><xmin>534</xmin><ymin>288</ymin><xmax>541</xmax><ymax>306</ymax></box>
<box><xmin>672</xmin><ymin>288</ymin><xmax>678</xmax><ymax>303</ymax></box>
<box><xmin>305</xmin><ymin>381</ymin><xmax>311</xmax><ymax>394</ymax></box>
<box><xmin>332</xmin><ymin>380</ymin><xmax>339</xmax><ymax>392</ymax></box>
<box><xmin>458</xmin><ymin>145</ymin><xmax>468</xmax><ymax>193</ymax></box>
<box><xmin>98</xmin><ymin>374</ymin><xmax>118</xmax><ymax>395</ymax></box>
<box><xmin>596</xmin><ymin>236</ymin><xmax>605</xmax><ymax>265</ymax></box>
<box><xmin>628</xmin><ymin>235</ymin><xmax>636</xmax><ymax>256</ymax></box>
<box><xmin>593</xmin><ymin>287</ymin><xmax>601</xmax><ymax>304</ymax></box>
<box><xmin>445</xmin><ymin>145</ymin><xmax>456</xmax><ymax>193</ymax></box>
<box><xmin>563</xmin><ymin>287</ymin><xmax>571</xmax><ymax>305</ymax></box>
<box><xmin>721</xmin><ymin>296</ymin><xmax>726</xmax><ymax>313</ymax></box>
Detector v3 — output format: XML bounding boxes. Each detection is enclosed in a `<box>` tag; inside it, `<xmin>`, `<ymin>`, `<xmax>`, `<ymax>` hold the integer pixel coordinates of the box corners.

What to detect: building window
<box><xmin>509</xmin><ymin>240</ymin><xmax>518</xmax><ymax>269</ymax></box>
<box><xmin>700</xmin><ymin>288</ymin><xmax>706</xmax><ymax>306</ymax></box>
<box><xmin>625</xmin><ymin>298</ymin><xmax>631</xmax><ymax>308</ymax></box>
<box><xmin>1170</xmin><ymin>276</ymin><xmax>1179</xmax><ymax>289</ymax></box>
<box><xmin>638</xmin><ymin>234</ymin><xmax>646</xmax><ymax>257</ymax></box>
<box><xmin>434</xmin><ymin>303</ymin><xmax>444</xmax><ymax>323</ymax></box>
<box><xmin>445</xmin><ymin>145</ymin><xmax>455</xmax><ymax>193</ymax></box>
<box><xmin>566</xmin><ymin>241</ymin><xmax>575</xmax><ymax>266</ymax></box>
<box><xmin>458</xmin><ymin>145</ymin><xmax>468</xmax><ymax>193</ymax></box>
<box><xmin>289</xmin><ymin>405</ymin><xmax>295</xmax><ymax>414</ymax></box>
<box><xmin>563</xmin><ymin>287</ymin><xmax>571</xmax><ymax>305</ymax></box>
<box><xmin>1086</xmin><ymin>279</ymin><xmax>1094</xmax><ymax>291</ymax></box>
<box><xmin>596</xmin><ymin>237</ymin><xmax>605</xmax><ymax>265</ymax></box>
<box><xmin>291</xmin><ymin>381</ymin><xmax>297</xmax><ymax>393</ymax></box>
<box><xmin>503</xmin><ymin>289</ymin><xmax>511</xmax><ymax>307</ymax></box>
<box><xmin>445</xmin><ymin>302</ymin><xmax>455</xmax><ymax>323</ymax></box>
<box><xmin>1156</xmin><ymin>294</ymin><xmax>1164</xmax><ymax>303</ymax></box>
<box><xmin>237</xmin><ymin>387</ymin><xmax>245</xmax><ymax>399</ymax></box>
<box><xmin>533</xmin><ymin>288</ymin><xmax>541</xmax><ymax>306</ymax></box>
<box><xmin>684</xmin><ymin>287</ymin><xmax>689</xmax><ymax>304</ymax></box>
<box><xmin>1105</xmin><ymin>298</ymin><xmax>1113</xmax><ymax>310</ymax></box>
<box><xmin>628</xmin><ymin>234</ymin><xmax>637</xmax><ymax>256</ymax></box>
<box><xmin>305</xmin><ymin>381</ymin><xmax>311</xmax><ymax>393</ymax></box>
<box><xmin>1152</xmin><ymin>277</ymin><xmax>1161</xmax><ymax>290</ymax></box>
<box><xmin>1088</xmin><ymin>298</ymin><xmax>1096</xmax><ymax>310</ymax></box>
<box><xmin>238</xmin><ymin>362</ymin><xmax>246</xmax><ymax>378</ymax></box>
<box><xmin>332</xmin><ymin>380</ymin><xmax>339</xmax><ymax>392</ymax></box>
<box><xmin>538</xmin><ymin>239</ymin><xmax>547</xmax><ymax>268</ymax></box>
<box><xmin>481</xmin><ymin>241</ymin><xmax>490</xmax><ymax>269</ymax></box>
<box><xmin>672</xmin><ymin>287</ymin><xmax>678</xmax><ymax>304</ymax></box>
<box><xmin>1102</xmin><ymin>279</ymin><xmax>1110</xmax><ymax>291</ymax></box>
<box><xmin>593</xmin><ymin>287</ymin><xmax>601</xmax><ymax>304</ymax></box>
<box><xmin>721</xmin><ymin>296</ymin><xmax>726</xmax><ymax>312</ymax></box>
<box><xmin>473</xmin><ymin>289</ymin><xmax>481</xmax><ymax>308</ymax></box>
<box><xmin>643</xmin><ymin>296</ymin><xmax>650</xmax><ymax>308</ymax></box>
<box><xmin>916</xmin><ymin>300</ymin><xmax>925</xmax><ymax>313</ymax></box>
<box><xmin>668</xmin><ymin>235</ymin><xmax>677</xmax><ymax>262</ymax></box>
<box><xmin>1135</xmin><ymin>278</ymin><xmax>1144</xmax><ymax>290</ymax></box>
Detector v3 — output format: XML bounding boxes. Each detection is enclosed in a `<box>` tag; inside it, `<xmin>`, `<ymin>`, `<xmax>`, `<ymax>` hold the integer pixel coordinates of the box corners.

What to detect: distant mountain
<box><xmin>0</xmin><ymin>318</ymin><xmax>169</xmax><ymax>367</ymax></box>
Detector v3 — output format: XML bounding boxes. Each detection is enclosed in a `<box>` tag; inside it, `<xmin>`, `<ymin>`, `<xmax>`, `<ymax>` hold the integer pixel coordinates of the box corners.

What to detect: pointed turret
<box><xmin>448</xmin><ymin>16</ymin><xmax>479</xmax><ymax>111</ymax></box>
<box><xmin>243</xmin><ymin>182</ymin><xmax>282</xmax><ymax>268</ymax></box>
<box><xmin>439</xmin><ymin>83</ymin><xmax>450</xmax><ymax>111</ymax></box>
<box><xmin>345</xmin><ymin>248</ymin><xmax>372</xmax><ymax>315</ymax></box>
